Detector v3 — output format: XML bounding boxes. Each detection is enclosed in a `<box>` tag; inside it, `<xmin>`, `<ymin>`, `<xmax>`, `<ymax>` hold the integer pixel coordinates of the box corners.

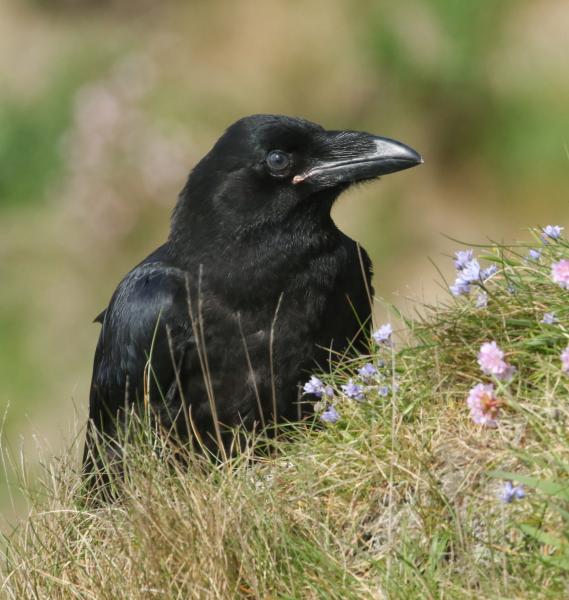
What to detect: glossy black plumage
<box><xmin>83</xmin><ymin>114</ymin><xmax>421</xmax><ymax>475</ymax></box>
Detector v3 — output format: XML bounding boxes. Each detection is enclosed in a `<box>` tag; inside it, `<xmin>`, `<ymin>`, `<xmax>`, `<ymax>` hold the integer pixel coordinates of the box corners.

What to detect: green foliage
<box><xmin>363</xmin><ymin>0</ymin><xmax>569</xmax><ymax>178</ymax></box>
<box><xmin>0</xmin><ymin>56</ymin><xmax>108</xmax><ymax>211</ymax></box>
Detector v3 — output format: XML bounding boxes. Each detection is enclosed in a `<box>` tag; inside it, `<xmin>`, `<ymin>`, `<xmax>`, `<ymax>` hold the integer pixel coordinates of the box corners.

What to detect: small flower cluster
<box><xmin>372</xmin><ymin>323</ymin><xmax>393</xmax><ymax>345</ymax></box>
<box><xmin>476</xmin><ymin>291</ymin><xmax>488</xmax><ymax>308</ymax></box>
<box><xmin>526</xmin><ymin>226</ymin><xmax>569</xmax><ymax>289</ymax></box>
<box><xmin>477</xmin><ymin>341</ymin><xmax>516</xmax><ymax>382</ymax></box>
<box><xmin>453</xmin><ymin>227</ymin><xmax>568</xmax><ymax>376</ymax></box>
<box><xmin>303</xmin><ymin>375</ymin><xmax>334</xmax><ymax>399</ymax></box>
<box><xmin>302</xmin><ymin>376</ymin><xmax>338</xmax><ymax>423</ymax></box>
<box><xmin>541</xmin><ymin>225</ymin><xmax>564</xmax><ymax>242</ymax></box>
<box><xmin>541</xmin><ymin>312</ymin><xmax>557</xmax><ymax>325</ymax></box>
<box><xmin>342</xmin><ymin>379</ymin><xmax>365</xmax><ymax>401</ymax></box>
<box><xmin>551</xmin><ymin>259</ymin><xmax>569</xmax><ymax>289</ymax></box>
<box><xmin>303</xmin><ymin>324</ymin><xmax>396</xmax><ymax>423</ymax></box>
<box><xmin>450</xmin><ymin>250</ymin><xmax>497</xmax><ymax>297</ymax></box>
<box><xmin>500</xmin><ymin>481</ymin><xmax>526</xmax><ymax>503</ymax></box>
<box><xmin>467</xmin><ymin>383</ymin><xmax>500</xmax><ymax>427</ymax></box>
<box><xmin>469</xmin><ymin>340</ymin><xmax>528</xmax><ymax>502</ymax></box>
<box><xmin>527</xmin><ymin>248</ymin><xmax>542</xmax><ymax>262</ymax></box>
<box><xmin>466</xmin><ymin>341</ymin><xmax>515</xmax><ymax>427</ymax></box>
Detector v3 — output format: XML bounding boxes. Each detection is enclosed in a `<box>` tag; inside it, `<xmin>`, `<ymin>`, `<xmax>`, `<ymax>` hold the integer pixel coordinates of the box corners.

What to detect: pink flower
<box><xmin>477</xmin><ymin>342</ymin><xmax>516</xmax><ymax>381</ymax></box>
<box><xmin>562</xmin><ymin>346</ymin><xmax>569</xmax><ymax>373</ymax></box>
<box><xmin>467</xmin><ymin>383</ymin><xmax>500</xmax><ymax>427</ymax></box>
<box><xmin>552</xmin><ymin>259</ymin><xmax>569</xmax><ymax>289</ymax></box>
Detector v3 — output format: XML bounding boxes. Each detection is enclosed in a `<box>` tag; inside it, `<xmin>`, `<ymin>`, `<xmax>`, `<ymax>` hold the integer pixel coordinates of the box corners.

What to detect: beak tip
<box><xmin>405</xmin><ymin>147</ymin><xmax>423</xmax><ymax>166</ymax></box>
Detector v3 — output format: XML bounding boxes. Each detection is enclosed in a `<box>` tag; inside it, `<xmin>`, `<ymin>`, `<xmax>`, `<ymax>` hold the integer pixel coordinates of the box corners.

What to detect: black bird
<box><xmin>83</xmin><ymin>114</ymin><xmax>421</xmax><ymax>475</ymax></box>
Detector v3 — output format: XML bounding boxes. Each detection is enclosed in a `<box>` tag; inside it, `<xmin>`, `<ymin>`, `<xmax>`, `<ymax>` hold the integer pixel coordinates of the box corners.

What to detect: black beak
<box><xmin>293</xmin><ymin>130</ymin><xmax>422</xmax><ymax>188</ymax></box>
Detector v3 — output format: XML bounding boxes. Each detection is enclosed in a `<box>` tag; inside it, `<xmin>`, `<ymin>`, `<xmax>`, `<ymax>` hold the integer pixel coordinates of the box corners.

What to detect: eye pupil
<box><xmin>267</xmin><ymin>150</ymin><xmax>290</xmax><ymax>172</ymax></box>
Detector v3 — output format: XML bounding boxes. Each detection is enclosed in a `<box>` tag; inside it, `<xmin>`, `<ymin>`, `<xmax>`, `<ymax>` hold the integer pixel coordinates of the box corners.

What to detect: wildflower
<box><xmin>541</xmin><ymin>312</ymin><xmax>557</xmax><ymax>325</ymax></box>
<box><xmin>481</xmin><ymin>265</ymin><xmax>498</xmax><ymax>281</ymax></box>
<box><xmin>527</xmin><ymin>248</ymin><xmax>542</xmax><ymax>261</ymax></box>
<box><xmin>358</xmin><ymin>363</ymin><xmax>377</xmax><ymax>380</ymax></box>
<box><xmin>323</xmin><ymin>385</ymin><xmax>334</xmax><ymax>399</ymax></box>
<box><xmin>466</xmin><ymin>383</ymin><xmax>500</xmax><ymax>427</ymax></box>
<box><xmin>542</xmin><ymin>225</ymin><xmax>564</xmax><ymax>241</ymax></box>
<box><xmin>303</xmin><ymin>375</ymin><xmax>324</xmax><ymax>397</ymax></box>
<box><xmin>372</xmin><ymin>323</ymin><xmax>393</xmax><ymax>344</ymax></box>
<box><xmin>551</xmin><ymin>259</ymin><xmax>569</xmax><ymax>289</ymax></box>
<box><xmin>477</xmin><ymin>341</ymin><xmax>516</xmax><ymax>381</ymax></box>
<box><xmin>454</xmin><ymin>249</ymin><xmax>474</xmax><ymax>270</ymax></box>
<box><xmin>476</xmin><ymin>292</ymin><xmax>488</xmax><ymax>308</ymax></box>
<box><xmin>460</xmin><ymin>259</ymin><xmax>481</xmax><ymax>283</ymax></box>
<box><xmin>342</xmin><ymin>379</ymin><xmax>365</xmax><ymax>400</ymax></box>
<box><xmin>562</xmin><ymin>346</ymin><xmax>569</xmax><ymax>373</ymax></box>
<box><xmin>321</xmin><ymin>405</ymin><xmax>340</xmax><ymax>423</ymax></box>
<box><xmin>500</xmin><ymin>481</ymin><xmax>526</xmax><ymax>503</ymax></box>
<box><xmin>450</xmin><ymin>278</ymin><xmax>471</xmax><ymax>296</ymax></box>
<box><xmin>378</xmin><ymin>385</ymin><xmax>390</xmax><ymax>397</ymax></box>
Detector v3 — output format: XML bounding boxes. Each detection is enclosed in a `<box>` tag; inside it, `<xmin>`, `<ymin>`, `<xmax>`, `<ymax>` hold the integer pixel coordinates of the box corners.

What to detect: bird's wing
<box><xmin>86</xmin><ymin>263</ymin><xmax>193</xmax><ymax>437</ymax></box>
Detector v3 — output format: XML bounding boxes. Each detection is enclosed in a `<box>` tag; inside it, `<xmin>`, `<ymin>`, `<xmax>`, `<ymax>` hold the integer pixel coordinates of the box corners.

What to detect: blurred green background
<box><xmin>1</xmin><ymin>0</ymin><xmax>568</xmax><ymax>524</ymax></box>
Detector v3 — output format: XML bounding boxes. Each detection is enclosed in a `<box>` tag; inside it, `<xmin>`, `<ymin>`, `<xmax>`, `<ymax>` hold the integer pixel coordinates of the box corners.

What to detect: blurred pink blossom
<box><xmin>477</xmin><ymin>342</ymin><xmax>516</xmax><ymax>381</ymax></box>
<box><xmin>467</xmin><ymin>383</ymin><xmax>500</xmax><ymax>427</ymax></box>
<box><xmin>562</xmin><ymin>346</ymin><xmax>569</xmax><ymax>373</ymax></box>
<box><xmin>551</xmin><ymin>259</ymin><xmax>569</xmax><ymax>289</ymax></box>
<box><xmin>57</xmin><ymin>52</ymin><xmax>194</xmax><ymax>250</ymax></box>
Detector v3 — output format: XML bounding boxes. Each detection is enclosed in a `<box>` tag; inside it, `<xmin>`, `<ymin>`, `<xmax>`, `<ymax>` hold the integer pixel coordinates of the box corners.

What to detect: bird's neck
<box><xmin>168</xmin><ymin>185</ymin><xmax>342</xmax><ymax>268</ymax></box>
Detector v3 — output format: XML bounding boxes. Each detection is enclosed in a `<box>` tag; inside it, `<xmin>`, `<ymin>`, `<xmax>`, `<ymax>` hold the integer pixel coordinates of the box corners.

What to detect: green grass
<box><xmin>2</xmin><ymin>230</ymin><xmax>569</xmax><ymax>599</ymax></box>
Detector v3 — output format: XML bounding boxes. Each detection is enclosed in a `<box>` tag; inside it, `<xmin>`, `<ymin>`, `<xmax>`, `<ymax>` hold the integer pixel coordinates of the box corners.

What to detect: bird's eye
<box><xmin>266</xmin><ymin>150</ymin><xmax>291</xmax><ymax>173</ymax></box>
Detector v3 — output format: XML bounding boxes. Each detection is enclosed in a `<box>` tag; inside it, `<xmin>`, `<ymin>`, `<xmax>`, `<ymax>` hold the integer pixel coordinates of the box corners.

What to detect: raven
<box><xmin>83</xmin><ymin>114</ymin><xmax>421</xmax><ymax>474</ymax></box>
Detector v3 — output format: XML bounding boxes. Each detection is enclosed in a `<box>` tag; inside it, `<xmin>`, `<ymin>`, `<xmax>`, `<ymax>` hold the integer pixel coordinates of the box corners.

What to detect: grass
<box><xmin>2</xmin><ymin>229</ymin><xmax>569</xmax><ymax>599</ymax></box>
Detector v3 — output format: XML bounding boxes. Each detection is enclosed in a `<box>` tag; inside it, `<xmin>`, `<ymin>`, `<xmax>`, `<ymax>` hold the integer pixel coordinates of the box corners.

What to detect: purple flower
<box><xmin>342</xmin><ymin>379</ymin><xmax>365</xmax><ymax>401</ymax></box>
<box><xmin>500</xmin><ymin>481</ymin><xmax>526</xmax><ymax>503</ymax></box>
<box><xmin>460</xmin><ymin>259</ymin><xmax>481</xmax><ymax>283</ymax></box>
<box><xmin>372</xmin><ymin>323</ymin><xmax>392</xmax><ymax>344</ymax></box>
<box><xmin>541</xmin><ymin>312</ymin><xmax>557</xmax><ymax>325</ymax></box>
<box><xmin>454</xmin><ymin>249</ymin><xmax>474</xmax><ymax>270</ymax></box>
<box><xmin>303</xmin><ymin>375</ymin><xmax>324</xmax><ymax>397</ymax></box>
<box><xmin>476</xmin><ymin>292</ymin><xmax>488</xmax><ymax>308</ymax></box>
<box><xmin>378</xmin><ymin>385</ymin><xmax>390</xmax><ymax>397</ymax></box>
<box><xmin>466</xmin><ymin>383</ymin><xmax>500</xmax><ymax>427</ymax></box>
<box><xmin>551</xmin><ymin>259</ymin><xmax>569</xmax><ymax>289</ymax></box>
<box><xmin>321</xmin><ymin>405</ymin><xmax>340</xmax><ymax>423</ymax></box>
<box><xmin>358</xmin><ymin>363</ymin><xmax>377</xmax><ymax>380</ymax></box>
<box><xmin>323</xmin><ymin>385</ymin><xmax>334</xmax><ymax>399</ymax></box>
<box><xmin>527</xmin><ymin>249</ymin><xmax>542</xmax><ymax>262</ymax></box>
<box><xmin>477</xmin><ymin>342</ymin><xmax>516</xmax><ymax>381</ymax></box>
<box><xmin>481</xmin><ymin>265</ymin><xmax>498</xmax><ymax>281</ymax></box>
<box><xmin>562</xmin><ymin>346</ymin><xmax>569</xmax><ymax>373</ymax></box>
<box><xmin>542</xmin><ymin>225</ymin><xmax>564</xmax><ymax>241</ymax></box>
<box><xmin>450</xmin><ymin>278</ymin><xmax>471</xmax><ymax>296</ymax></box>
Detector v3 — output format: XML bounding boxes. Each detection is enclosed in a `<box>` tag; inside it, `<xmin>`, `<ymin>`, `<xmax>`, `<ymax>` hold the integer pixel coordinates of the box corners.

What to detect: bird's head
<box><xmin>172</xmin><ymin>114</ymin><xmax>422</xmax><ymax>243</ymax></box>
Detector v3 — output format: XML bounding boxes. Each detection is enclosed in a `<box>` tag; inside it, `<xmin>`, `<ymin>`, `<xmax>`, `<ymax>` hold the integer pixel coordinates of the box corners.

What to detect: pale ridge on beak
<box><xmin>292</xmin><ymin>131</ymin><xmax>422</xmax><ymax>188</ymax></box>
